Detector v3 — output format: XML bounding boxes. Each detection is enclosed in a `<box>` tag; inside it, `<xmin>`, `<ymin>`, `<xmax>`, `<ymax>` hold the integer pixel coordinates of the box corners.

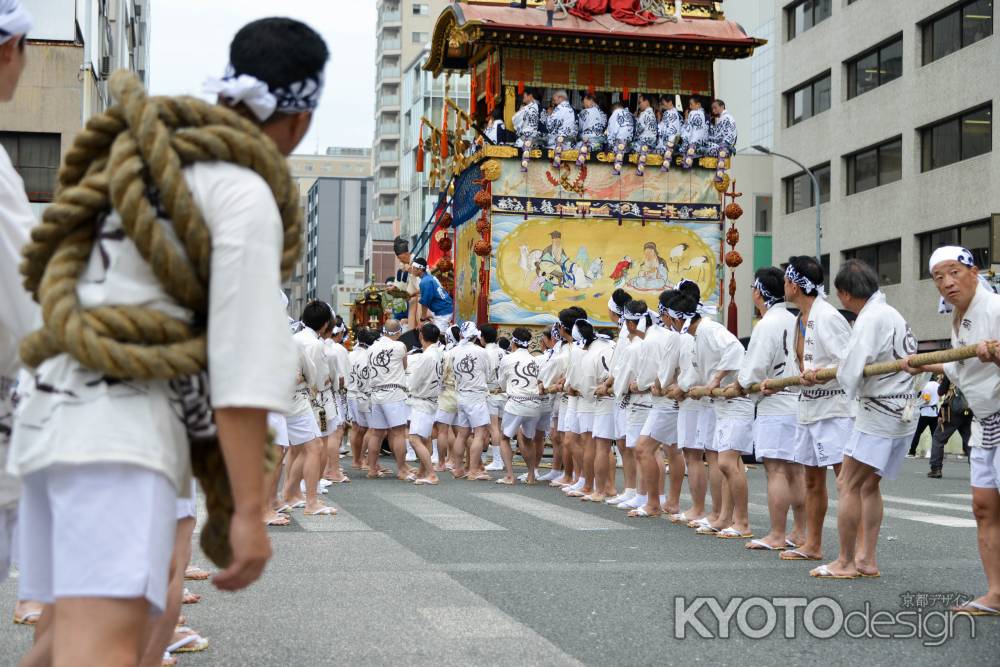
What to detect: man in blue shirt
<box><xmin>411</xmin><ymin>257</ymin><xmax>453</xmax><ymax>333</ymax></box>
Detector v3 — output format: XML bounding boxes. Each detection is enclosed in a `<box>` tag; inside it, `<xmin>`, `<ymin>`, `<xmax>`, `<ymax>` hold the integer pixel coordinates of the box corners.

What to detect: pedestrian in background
<box><xmin>927</xmin><ymin>375</ymin><xmax>972</xmax><ymax>478</ymax></box>
<box><xmin>907</xmin><ymin>374</ymin><xmax>940</xmax><ymax>458</ymax></box>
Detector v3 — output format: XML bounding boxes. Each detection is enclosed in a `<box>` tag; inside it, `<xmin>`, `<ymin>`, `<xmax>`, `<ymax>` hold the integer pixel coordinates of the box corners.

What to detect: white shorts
<box><xmin>614</xmin><ymin>407</ymin><xmax>628</xmax><ymax>441</ymax></box>
<box><xmin>970</xmin><ymin>446</ymin><xmax>1000</xmax><ymax>489</ymax></box>
<box><xmin>286</xmin><ymin>411</ymin><xmax>321</xmax><ymax>446</ymax></box>
<box><xmin>641</xmin><ymin>407</ymin><xmax>678</xmax><ymax>445</ymax></box>
<box><xmin>753</xmin><ymin>414</ymin><xmax>798</xmax><ymax>462</ymax></box>
<box><xmin>409</xmin><ymin>409</ymin><xmax>436</xmax><ymax>439</ymax></box>
<box><xmin>844</xmin><ymin>429</ymin><xmax>911</xmax><ymax>481</ymax></box>
<box><xmin>457</xmin><ymin>399</ymin><xmax>491</xmax><ymax>429</ymax></box>
<box><xmin>795</xmin><ymin>417</ymin><xmax>853</xmax><ymax>467</ymax></box>
<box><xmin>369</xmin><ymin>400</ymin><xmax>410</xmax><ymax>430</ymax></box>
<box><xmin>347</xmin><ymin>398</ymin><xmax>370</xmax><ymax>429</ymax></box>
<box><xmin>17</xmin><ymin>463</ymin><xmax>176</xmax><ymax>612</ymax></box>
<box><xmin>434</xmin><ymin>408</ymin><xmax>457</xmax><ymax>426</ymax></box>
<box><xmin>502</xmin><ymin>411</ymin><xmax>542</xmax><ymax>439</ymax></box>
<box><xmin>175</xmin><ymin>479</ymin><xmax>198</xmax><ymax>520</ymax></box>
<box><xmin>576</xmin><ymin>411</ymin><xmax>595</xmax><ymax>434</ymax></box>
<box><xmin>716</xmin><ymin>416</ymin><xmax>755</xmax><ymax>455</ymax></box>
<box><xmin>560</xmin><ymin>407</ymin><xmax>580</xmax><ymax>434</ymax></box>
<box><xmin>677</xmin><ymin>408</ymin><xmax>701</xmax><ymax>449</ymax></box>
<box><xmin>557</xmin><ymin>397</ymin><xmax>569</xmax><ymax>427</ymax></box>
<box><xmin>696</xmin><ymin>405</ymin><xmax>718</xmax><ymax>452</ymax></box>
<box><xmin>267</xmin><ymin>412</ymin><xmax>290</xmax><ymax>447</ymax></box>
<box><xmin>0</xmin><ymin>506</ymin><xmax>14</xmax><ymax>586</ymax></box>
<box><xmin>487</xmin><ymin>394</ymin><xmax>507</xmax><ymax>416</ymax></box>
<box><xmin>593</xmin><ymin>413</ymin><xmax>617</xmax><ymax>440</ymax></box>
<box><xmin>537</xmin><ymin>410</ymin><xmax>553</xmax><ymax>438</ymax></box>
<box><xmin>432</xmin><ymin>313</ymin><xmax>453</xmax><ymax>333</ymax></box>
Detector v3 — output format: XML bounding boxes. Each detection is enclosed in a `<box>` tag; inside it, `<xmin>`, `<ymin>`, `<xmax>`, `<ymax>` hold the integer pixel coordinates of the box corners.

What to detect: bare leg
<box><xmin>967</xmin><ymin>487</ymin><xmax>1000</xmax><ymax>610</ymax></box>
<box><xmin>50</xmin><ymin>597</ymin><xmax>151</xmax><ymax>667</ymax></box>
<box><xmin>282</xmin><ymin>446</ymin><xmax>306</xmax><ymax>504</ymax></box>
<box><xmin>757</xmin><ymin>458</ymin><xmax>793</xmax><ymax>548</ymax></box>
<box><xmin>580</xmin><ymin>432</ymin><xmax>596</xmax><ymax>495</ymax></box>
<box><xmin>814</xmin><ymin>457</ymin><xmax>872</xmax><ymax>576</ymax></box>
<box><xmin>520</xmin><ymin>431</ymin><xmax>538</xmax><ymax>484</ymax></box>
<box><xmin>409</xmin><ymin>433</ymin><xmax>438</xmax><ymax>483</ymax></box>
<box><xmin>854</xmin><ymin>472</ymin><xmax>884</xmax><ymax>575</ymax></box>
<box><xmin>603</xmin><ymin>446</ymin><xmax>618</xmax><ymax>497</ymax></box>
<box><xmin>665</xmin><ymin>445</ymin><xmax>685</xmax><ymax>515</ymax></box>
<box><xmin>451</xmin><ymin>426</ymin><xmax>470</xmax><ymax>477</ymax></box>
<box><xmin>324</xmin><ymin>425</ymin><xmax>347</xmax><ymax>480</ymax></box>
<box><xmin>681</xmin><ymin>448</ymin><xmax>707</xmax><ymax>520</ymax></box>
<box><xmin>499</xmin><ymin>432</ymin><xmax>516</xmax><ymax>483</ymax></box>
<box><xmin>787</xmin><ymin>462</ymin><xmax>807</xmax><ymax>545</ymax></box>
<box><xmin>139</xmin><ymin>517</ymin><xmax>195</xmax><ymax>667</ymax></box>
<box><xmin>18</xmin><ymin>604</ymin><xmax>53</xmax><ymax>667</ymax></box>
<box><xmin>387</xmin><ymin>425</ymin><xmax>410</xmax><ymax>478</ymax></box>
<box><xmin>366</xmin><ymin>429</ymin><xmax>387</xmax><ymax>477</ymax></box>
<box><xmin>434</xmin><ymin>423</ymin><xmax>451</xmax><ymax>471</ymax></box>
<box><xmin>705</xmin><ymin>450</ymin><xmax>722</xmax><ymax>524</ymax></box>
<box><xmin>303</xmin><ymin>439</ymin><xmax>328</xmax><ymax>512</ymax></box>
<box><xmin>350</xmin><ymin>422</ymin><xmax>366</xmax><ymax>469</ymax></box>
<box><xmin>590</xmin><ymin>437</ymin><xmax>612</xmax><ymax>501</ymax></box>
<box><xmin>719</xmin><ymin>450</ymin><xmax>749</xmax><ymax>533</ymax></box>
<box><xmin>635</xmin><ymin>437</ymin><xmax>661</xmax><ymax>515</ymax></box>
<box><xmin>787</xmin><ymin>465</ymin><xmax>829</xmax><ymax>560</ymax></box>
<box><xmin>621</xmin><ymin>446</ymin><xmax>637</xmax><ymax>491</ymax></box>
<box><xmin>468</xmin><ymin>426</ymin><xmax>489</xmax><ymax>478</ymax></box>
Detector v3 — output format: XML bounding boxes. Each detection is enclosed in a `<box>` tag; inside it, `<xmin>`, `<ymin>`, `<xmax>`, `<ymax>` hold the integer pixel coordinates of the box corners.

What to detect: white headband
<box><xmin>928</xmin><ymin>245</ymin><xmax>975</xmax><ymax>274</ymax></box>
<box><xmin>666</xmin><ymin>307</ymin><xmax>698</xmax><ymax>334</ymax></box>
<box><xmin>752</xmin><ymin>277</ymin><xmax>782</xmax><ymax>306</ymax></box>
<box><xmin>513</xmin><ymin>335</ymin><xmax>531</xmax><ymax>348</ymax></box>
<box><xmin>0</xmin><ymin>0</ymin><xmax>32</xmax><ymax>45</ymax></box>
<box><xmin>785</xmin><ymin>264</ymin><xmax>825</xmax><ymax>298</ymax></box>
<box><xmin>204</xmin><ymin>64</ymin><xmax>324</xmax><ymax>122</ymax></box>
<box><xmin>460</xmin><ymin>321</ymin><xmax>480</xmax><ymax>341</ymax></box>
<box><xmin>607</xmin><ymin>295</ymin><xmax>624</xmax><ymax>317</ymax></box>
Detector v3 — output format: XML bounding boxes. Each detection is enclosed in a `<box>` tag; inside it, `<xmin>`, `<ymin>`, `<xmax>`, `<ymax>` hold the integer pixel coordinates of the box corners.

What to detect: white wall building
<box><xmin>771</xmin><ymin>0</ymin><xmax>996</xmax><ymax>344</ymax></box>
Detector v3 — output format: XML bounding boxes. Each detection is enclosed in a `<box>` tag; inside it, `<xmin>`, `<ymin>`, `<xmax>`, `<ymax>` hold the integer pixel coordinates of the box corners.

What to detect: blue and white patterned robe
<box><xmin>606</xmin><ymin>107</ymin><xmax>635</xmax><ymax>150</ymax></box>
<box><xmin>704</xmin><ymin>110</ymin><xmax>738</xmax><ymax>156</ymax></box>
<box><xmin>632</xmin><ymin>107</ymin><xmax>658</xmax><ymax>152</ymax></box>
<box><xmin>577</xmin><ymin>105</ymin><xmax>607</xmax><ymax>149</ymax></box>
<box><xmin>657</xmin><ymin>107</ymin><xmax>682</xmax><ymax>151</ymax></box>
<box><xmin>513</xmin><ymin>100</ymin><xmax>541</xmax><ymax>147</ymax></box>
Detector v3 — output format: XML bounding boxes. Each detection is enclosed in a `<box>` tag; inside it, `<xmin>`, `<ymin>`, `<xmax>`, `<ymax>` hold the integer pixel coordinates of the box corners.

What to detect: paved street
<box><xmin>1</xmin><ymin>456</ymin><xmax>997</xmax><ymax>666</ymax></box>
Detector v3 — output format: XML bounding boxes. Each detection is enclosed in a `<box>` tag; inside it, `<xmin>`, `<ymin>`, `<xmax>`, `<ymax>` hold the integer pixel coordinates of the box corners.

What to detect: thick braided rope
<box><xmin>17</xmin><ymin>71</ymin><xmax>301</xmax><ymax>566</ymax></box>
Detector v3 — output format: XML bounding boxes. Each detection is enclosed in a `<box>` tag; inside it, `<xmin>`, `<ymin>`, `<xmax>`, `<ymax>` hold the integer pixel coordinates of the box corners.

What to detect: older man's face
<box><xmin>932</xmin><ymin>260</ymin><xmax>979</xmax><ymax>310</ymax></box>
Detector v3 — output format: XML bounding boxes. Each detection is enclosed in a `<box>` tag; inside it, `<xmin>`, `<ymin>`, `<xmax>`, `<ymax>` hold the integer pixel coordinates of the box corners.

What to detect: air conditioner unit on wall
<box><xmin>100</xmin><ymin>55</ymin><xmax>111</xmax><ymax>78</ymax></box>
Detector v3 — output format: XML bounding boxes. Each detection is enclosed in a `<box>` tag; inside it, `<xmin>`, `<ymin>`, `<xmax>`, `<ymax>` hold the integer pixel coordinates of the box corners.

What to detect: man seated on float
<box><xmin>657</xmin><ymin>95</ymin><xmax>682</xmax><ymax>153</ymax></box>
<box><xmin>543</xmin><ymin>89</ymin><xmax>578</xmax><ymax>149</ymax></box>
<box><xmin>576</xmin><ymin>93</ymin><xmax>607</xmax><ymax>154</ymax></box>
<box><xmin>678</xmin><ymin>96</ymin><xmax>708</xmax><ymax>158</ymax></box>
<box><xmin>606</xmin><ymin>99</ymin><xmax>635</xmax><ymax>154</ymax></box>
<box><xmin>512</xmin><ymin>88</ymin><xmax>542</xmax><ymax>148</ymax></box>
<box><xmin>632</xmin><ymin>93</ymin><xmax>658</xmax><ymax>153</ymax></box>
<box><xmin>703</xmin><ymin>98</ymin><xmax>737</xmax><ymax>157</ymax></box>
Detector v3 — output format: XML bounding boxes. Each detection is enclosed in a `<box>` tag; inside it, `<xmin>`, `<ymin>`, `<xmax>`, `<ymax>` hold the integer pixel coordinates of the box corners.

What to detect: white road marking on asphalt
<box><xmin>296</xmin><ymin>508</ymin><xmax>373</xmax><ymax>532</ymax></box>
<box><xmin>381</xmin><ymin>493</ymin><xmax>507</xmax><ymax>531</ymax></box>
<box><xmin>936</xmin><ymin>493</ymin><xmax>973</xmax><ymax>501</ymax></box>
<box><xmin>881</xmin><ymin>494</ymin><xmax>972</xmax><ymax>513</ymax></box>
<box><xmin>878</xmin><ymin>507</ymin><xmax>976</xmax><ymax>528</ymax></box>
<box><xmin>476</xmin><ymin>493</ymin><xmax>633</xmax><ymax>530</ymax></box>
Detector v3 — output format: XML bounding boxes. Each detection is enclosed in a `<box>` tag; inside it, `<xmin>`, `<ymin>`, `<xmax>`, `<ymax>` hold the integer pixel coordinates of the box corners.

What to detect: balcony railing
<box><xmin>378</xmin><ymin>122</ymin><xmax>400</xmax><ymax>136</ymax></box>
<box><xmin>381</xmin><ymin>94</ymin><xmax>400</xmax><ymax>107</ymax></box>
<box><xmin>380</xmin><ymin>38</ymin><xmax>401</xmax><ymax>52</ymax></box>
<box><xmin>377</xmin><ymin>205</ymin><xmax>398</xmax><ymax>219</ymax></box>
<box><xmin>378</xmin><ymin>177</ymin><xmax>397</xmax><ymax>189</ymax></box>
<box><xmin>378</xmin><ymin>150</ymin><xmax>399</xmax><ymax>163</ymax></box>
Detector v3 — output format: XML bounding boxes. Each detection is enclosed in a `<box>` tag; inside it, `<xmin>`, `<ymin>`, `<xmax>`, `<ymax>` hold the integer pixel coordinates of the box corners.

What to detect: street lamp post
<box><xmin>752</xmin><ymin>145</ymin><xmax>822</xmax><ymax>259</ymax></box>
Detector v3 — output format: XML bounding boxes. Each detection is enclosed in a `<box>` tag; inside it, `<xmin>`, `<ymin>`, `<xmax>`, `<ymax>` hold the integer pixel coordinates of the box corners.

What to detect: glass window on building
<box><xmin>785</xmin><ymin>72</ymin><xmax>831</xmax><ymax>126</ymax></box>
<box><xmin>0</xmin><ymin>132</ymin><xmax>60</xmax><ymax>202</ymax></box>
<box><xmin>843</xmin><ymin>239</ymin><xmax>902</xmax><ymax>285</ymax></box>
<box><xmin>783</xmin><ymin>163</ymin><xmax>830</xmax><ymax>213</ymax></box>
<box><xmin>412</xmin><ymin>31</ymin><xmax>429</xmax><ymax>44</ymax></box>
<box><xmin>919</xmin><ymin>219</ymin><xmax>992</xmax><ymax>278</ymax></box>
<box><xmin>846</xmin><ymin>137</ymin><xmax>902</xmax><ymax>194</ymax></box>
<box><xmin>787</xmin><ymin>0</ymin><xmax>832</xmax><ymax>40</ymax></box>
<box><xmin>754</xmin><ymin>194</ymin><xmax>772</xmax><ymax>234</ymax></box>
<box><xmin>920</xmin><ymin>103</ymin><xmax>992</xmax><ymax>171</ymax></box>
<box><xmin>412</xmin><ymin>3</ymin><xmax>429</xmax><ymax>15</ymax></box>
<box><xmin>922</xmin><ymin>0</ymin><xmax>993</xmax><ymax>65</ymax></box>
<box><xmin>847</xmin><ymin>34</ymin><xmax>903</xmax><ymax>98</ymax></box>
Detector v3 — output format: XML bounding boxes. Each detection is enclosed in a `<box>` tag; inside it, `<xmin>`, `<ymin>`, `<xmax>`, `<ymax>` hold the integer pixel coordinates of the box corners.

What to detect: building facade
<box><xmin>305</xmin><ymin>175</ymin><xmax>372</xmax><ymax>304</ymax></box>
<box><xmin>400</xmin><ymin>46</ymin><xmax>469</xmax><ymax>246</ymax></box>
<box><xmin>0</xmin><ymin>0</ymin><xmax>149</xmax><ymax>215</ymax></box>
<box><xmin>771</xmin><ymin>0</ymin><xmax>996</xmax><ymax>344</ymax></box>
<box><xmin>285</xmin><ymin>148</ymin><xmax>373</xmax><ymax>315</ymax></box>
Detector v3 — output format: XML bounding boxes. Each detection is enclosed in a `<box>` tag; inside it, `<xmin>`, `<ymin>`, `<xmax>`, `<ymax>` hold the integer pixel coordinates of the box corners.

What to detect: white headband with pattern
<box><xmin>204</xmin><ymin>64</ymin><xmax>324</xmax><ymax>122</ymax></box>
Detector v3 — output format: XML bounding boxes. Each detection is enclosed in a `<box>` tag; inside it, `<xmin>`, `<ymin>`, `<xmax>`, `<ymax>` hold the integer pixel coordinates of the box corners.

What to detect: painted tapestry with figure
<box><xmin>490</xmin><ymin>215</ymin><xmax>720</xmax><ymax>326</ymax></box>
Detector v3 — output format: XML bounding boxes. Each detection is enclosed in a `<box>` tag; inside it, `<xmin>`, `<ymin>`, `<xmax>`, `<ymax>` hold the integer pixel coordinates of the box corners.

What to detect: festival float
<box><xmin>414</xmin><ymin>0</ymin><xmax>765</xmax><ymax>333</ymax></box>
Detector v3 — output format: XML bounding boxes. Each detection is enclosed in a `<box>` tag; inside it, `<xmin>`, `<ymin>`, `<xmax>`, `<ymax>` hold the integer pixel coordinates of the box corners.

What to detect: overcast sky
<box><xmin>148</xmin><ymin>0</ymin><xmax>376</xmax><ymax>154</ymax></box>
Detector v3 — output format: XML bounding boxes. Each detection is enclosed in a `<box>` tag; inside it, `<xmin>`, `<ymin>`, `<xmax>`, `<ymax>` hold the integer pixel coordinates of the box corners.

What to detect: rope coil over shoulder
<box><xmin>18</xmin><ymin>71</ymin><xmax>301</xmax><ymax>568</ymax></box>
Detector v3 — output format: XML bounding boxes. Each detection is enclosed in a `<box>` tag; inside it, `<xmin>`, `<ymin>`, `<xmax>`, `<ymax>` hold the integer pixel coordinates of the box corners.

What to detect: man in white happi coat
<box><xmin>406</xmin><ymin>323</ymin><xmax>444</xmax><ymax>485</ymax></box>
<box><xmin>11</xmin><ymin>17</ymin><xmax>328</xmax><ymax>663</ymax></box>
<box><xmin>632</xmin><ymin>93</ymin><xmax>658</xmax><ymax>153</ymax></box>
<box><xmin>322</xmin><ymin>316</ymin><xmax>351</xmax><ymax>482</ymax></box>
<box><xmin>577</xmin><ymin>93</ymin><xmax>607</xmax><ymax>152</ymax></box>
<box><xmin>347</xmin><ymin>327</ymin><xmax>377</xmax><ymax>470</ymax></box>
<box><xmin>678</xmin><ymin>96</ymin><xmax>708</xmax><ymax>158</ymax></box>
<box><xmin>704</xmin><ymin>98</ymin><xmax>737</xmax><ymax>157</ymax></box>
<box><xmin>543</xmin><ymin>89</ymin><xmax>578</xmax><ymax>148</ymax></box>
<box><xmin>808</xmin><ymin>260</ymin><xmax>917</xmax><ymax>579</ymax></box>
<box><xmin>657</xmin><ymin>95</ymin><xmax>682</xmax><ymax>151</ymax></box>
<box><xmin>763</xmin><ymin>256</ymin><xmax>853</xmax><ymax>563</ymax></box>
<box><xmin>605</xmin><ymin>100</ymin><xmax>635</xmax><ymax>153</ymax></box>
<box><xmin>732</xmin><ymin>267</ymin><xmax>805</xmax><ymax>552</ymax></box>
<box><xmin>450</xmin><ymin>321</ymin><xmax>493</xmax><ymax>480</ymax></box>
<box><xmin>905</xmin><ymin>245</ymin><xmax>1000</xmax><ymax>615</ymax></box>
<box><xmin>495</xmin><ymin>328</ymin><xmax>544</xmax><ymax>484</ymax></box>
<box><xmin>284</xmin><ymin>302</ymin><xmax>337</xmax><ymax>516</ymax></box>
<box><xmin>513</xmin><ymin>89</ymin><xmax>541</xmax><ymax>148</ymax></box>
<box><xmin>0</xmin><ymin>0</ymin><xmax>44</xmax><ymax>629</ymax></box>
<box><xmin>365</xmin><ymin>320</ymin><xmax>412</xmax><ymax>479</ymax></box>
